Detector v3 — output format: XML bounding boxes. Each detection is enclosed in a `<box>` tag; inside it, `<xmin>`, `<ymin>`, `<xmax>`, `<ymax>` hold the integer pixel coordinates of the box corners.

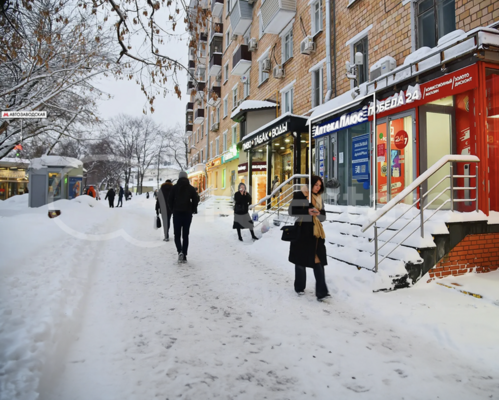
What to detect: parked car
<box><xmin>83</xmin><ymin>185</ymin><xmax>100</xmax><ymax>200</ymax></box>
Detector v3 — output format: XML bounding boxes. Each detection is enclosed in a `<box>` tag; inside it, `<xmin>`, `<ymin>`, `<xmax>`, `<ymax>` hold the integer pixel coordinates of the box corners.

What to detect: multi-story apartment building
<box><xmin>186</xmin><ymin>0</ymin><xmax>499</xmax><ymax>214</ymax></box>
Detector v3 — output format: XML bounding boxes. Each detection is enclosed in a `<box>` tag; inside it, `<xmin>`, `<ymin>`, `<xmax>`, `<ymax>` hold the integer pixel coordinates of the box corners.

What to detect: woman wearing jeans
<box><xmin>288</xmin><ymin>175</ymin><xmax>331</xmax><ymax>302</ymax></box>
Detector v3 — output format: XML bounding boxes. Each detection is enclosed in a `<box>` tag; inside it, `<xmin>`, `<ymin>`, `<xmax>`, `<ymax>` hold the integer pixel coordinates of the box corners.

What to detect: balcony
<box><xmin>230</xmin><ymin>0</ymin><xmax>253</xmax><ymax>35</ymax></box>
<box><xmin>209</xmin><ymin>53</ymin><xmax>222</xmax><ymax>76</ymax></box>
<box><xmin>207</xmin><ymin>86</ymin><xmax>221</xmax><ymax>107</ymax></box>
<box><xmin>188</xmin><ymin>60</ymin><xmax>195</xmax><ymax>70</ymax></box>
<box><xmin>210</xmin><ymin>36</ymin><xmax>223</xmax><ymax>55</ymax></box>
<box><xmin>232</xmin><ymin>45</ymin><xmax>251</xmax><ymax>76</ymax></box>
<box><xmin>187</xmin><ymin>80</ymin><xmax>195</xmax><ymax>94</ymax></box>
<box><xmin>196</xmin><ymin>81</ymin><xmax>206</xmax><ymax>92</ymax></box>
<box><xmin>211</xmin><ymin>0</ymin><xmax>223</xmax><ymax>17</ymax></box>
<box><xmin>194</xmin><ymin>108</ymin><xmax>205</xmax><ymax>124</ymax></box>
<box><xmin>210</xmin><ymin>23</ymin><xmax>223</xmax><ymax>43</ymax></box>
<box><xmin>186</xmin><ymin>102</ymin><xmax>194</xmax><ymax>113</ymax></box>
<box><xmin>186</xmin><ymin>122</ymin><xmax>193</xmax><ymax>134</ymax></box>
<box><xmin>200</xmin><ymin>32</ymin><xmax>208</xmax><ymax>43</ymax></box>
<box><xmin>260</xmin><ymin>0</ymin><xmax>296</xmax><ymax>34</ymax></box>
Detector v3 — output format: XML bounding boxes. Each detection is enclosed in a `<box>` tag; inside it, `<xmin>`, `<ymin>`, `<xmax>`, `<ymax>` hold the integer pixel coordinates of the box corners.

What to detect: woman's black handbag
<box><xmin>156</xmin><ymin>215</ymin><xmax>162</xmax><ymax>228</ymax></box>
<box><xmin>281</xmin><ymin>222</ymin><xmax>301</xmax><ymax>242</ymax></box>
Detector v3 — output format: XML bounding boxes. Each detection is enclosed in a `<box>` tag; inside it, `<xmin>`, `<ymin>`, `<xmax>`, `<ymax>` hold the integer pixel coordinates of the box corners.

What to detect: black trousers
<box><xmin>173</xmin><ymin>213</ymin><xmax>193</xmax><ymax>256</ymax></box>
<box><xmin>108</xmin><ymin>198</ymin><xmax>114</xmax><ymax>208</ymax></box>
<box><xmin>117</xmin><ymin>196</ymin><xmax>123</xmax><ymax>207</ymax></box>
<box><xmin>161</xmin><ymin>210</ymin><xmax>172</xmax><ymax>239</ymax></box>
<box><xmin>294</xmin><ymin>264</ymin><xmax>329</xmax><ymax>299</ymax></box>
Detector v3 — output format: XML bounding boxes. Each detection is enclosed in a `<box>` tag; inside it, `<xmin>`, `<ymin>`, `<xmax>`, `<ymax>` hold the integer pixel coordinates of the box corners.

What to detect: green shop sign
<box><xmin>222</xmin><ymin>145</ymin><xmax>239</xmax><ymax>164</ymax></box>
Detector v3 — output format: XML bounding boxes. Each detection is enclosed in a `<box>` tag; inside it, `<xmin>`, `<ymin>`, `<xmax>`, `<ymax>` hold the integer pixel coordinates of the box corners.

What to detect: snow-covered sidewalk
<box><xmin>1</xmin><ymin>194</ymin><xmax>498</xmax><ymax>400</ymax></box>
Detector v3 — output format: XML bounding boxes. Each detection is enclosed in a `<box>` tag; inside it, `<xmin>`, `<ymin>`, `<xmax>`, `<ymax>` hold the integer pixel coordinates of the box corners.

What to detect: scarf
<box><xmin>311</xmin><ymin>193</ymin><xmax>326</xmax><ymax>239</ymax></box>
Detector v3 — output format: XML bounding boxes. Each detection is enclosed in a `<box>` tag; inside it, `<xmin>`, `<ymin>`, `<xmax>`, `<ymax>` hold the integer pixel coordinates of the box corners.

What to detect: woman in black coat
<box><xmin>233</xmin><ymin>183</ymin><xmax>259</xmax><ymax>241</ymax></box>
<box><xmin>288</xmin><ymin>175</ymin><xmax>330</xmax><ymax>301</ymax></box>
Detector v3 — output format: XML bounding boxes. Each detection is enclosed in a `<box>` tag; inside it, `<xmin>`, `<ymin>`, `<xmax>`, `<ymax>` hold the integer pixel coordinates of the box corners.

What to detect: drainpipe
<box><xmin>324</xmin><ymin>0</ymin><xmax>333</xmax><ymax>102</ymax></box>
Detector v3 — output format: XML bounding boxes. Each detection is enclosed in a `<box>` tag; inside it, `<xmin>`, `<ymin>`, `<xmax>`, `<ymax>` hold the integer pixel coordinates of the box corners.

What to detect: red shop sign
<box><xmin>394</xmin><ymin>130</ymin><xmax>409</xmax><ymax>149</ymax></box>
<box><xmin>377</xmin><ymin>143</ymin><xmax>386</xmax><ymax>157</ymax></box>
<box><xmin>420</xmin><ymin>64</ymin><xmax>478</xmax><ymax>102</ymax></box>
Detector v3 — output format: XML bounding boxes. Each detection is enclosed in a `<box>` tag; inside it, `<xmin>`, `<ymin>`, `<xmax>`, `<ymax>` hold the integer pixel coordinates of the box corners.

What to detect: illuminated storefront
<box><xmin>187</xmin><ymin>163</ymin><xmax>206</xmax><ymax>193</ymax></box>
<box><xmin>221</xmin><ymin>145</ymin><xmax>240</xmax><ymax>197</ymax></box>
<box><xmin>240</xmin><ymin>114</ymin><xmax>308</xmax><ymax>204</ymax></box>
<box><xmin>0</xmin><ymin>158</ymin><xmax>29</xmax><ymax>200</ymax></box>
<box><xmin>310</xmin><ymin>27</ymin><xmax>499</xmax><ymax>213</ymax></box>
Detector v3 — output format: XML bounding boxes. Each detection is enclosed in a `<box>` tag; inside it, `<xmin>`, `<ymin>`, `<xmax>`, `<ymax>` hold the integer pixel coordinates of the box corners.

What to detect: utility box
<box><xmin>28</xmin><ymin>155</ymin><xmax>84</xmax><ymax>208</ymax></box>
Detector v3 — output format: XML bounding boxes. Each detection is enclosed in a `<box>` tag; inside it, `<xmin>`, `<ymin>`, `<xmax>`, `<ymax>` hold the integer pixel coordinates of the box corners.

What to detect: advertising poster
<box><xmin>389</xmin><ymin>118</ymin><xmax>406</xmax><ymax>199</ymax></box>
<box><xmin>377</xmin><ymin>123</ymin><xmax>388</xmax><ymax>203</ymax></box>
<box><xmin>48</xmin><ymin>172</ymin><xmax>61</xmax><ymax>199</ymax></box>
<box><xmin>68</xmin><ymin>177</ymin><xmax>82</xmax><ymax>199</ymax></box>
<box><xmin>352</xmin><ymin>134</ymin><xmax>369</xmax><ymax>181</ymax></box>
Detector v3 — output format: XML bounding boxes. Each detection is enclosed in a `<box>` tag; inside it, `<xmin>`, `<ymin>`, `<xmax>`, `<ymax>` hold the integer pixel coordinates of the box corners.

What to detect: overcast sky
<box><xmin>94</xmin><ymin>18</ymin><xmax>189</xmax><ymax>130</ymax></box>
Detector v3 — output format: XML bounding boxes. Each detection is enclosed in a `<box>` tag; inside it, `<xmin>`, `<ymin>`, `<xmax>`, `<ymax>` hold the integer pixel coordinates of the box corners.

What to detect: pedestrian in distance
<box><xmin>146</xmin><ymin>191</ymin><xmax>150</xmax><ymax>199</ymax></box>
<box><xmin>167</xmin><ymin>171</ymin><xmax>199</xmax><ymax>263</ymax></box>
<box><xmin>271</xmin><ymin>176</ymin><xmax>282</xmax><ymax>208</ymax></box>
<box><xmin>288</xmin><ymin>175</ymin><xmax>331</xmax><ymax>302</ymax></box>
<box><xmin>105</xmin><ymin>188</ymin><xmax>116</xmax><ymax>208</ymax></box>
<box><xmin>87</xmin><ymin>186</ymin><xmax>96</xmax><ymax>199</ymax></box>
<box><xmin>233</xmin><ymin>182</ymin><xmax>259</xmax><ymax>242</ymax></box>
<box><xmin>155</xmin><ymin>179</ymin><xmax>174</xmax><ymax>242</ymax></box>
<box><xmin>117</xmin><ymin>186</ymin><xmax>124</xmax><ymax>207</ymax></box>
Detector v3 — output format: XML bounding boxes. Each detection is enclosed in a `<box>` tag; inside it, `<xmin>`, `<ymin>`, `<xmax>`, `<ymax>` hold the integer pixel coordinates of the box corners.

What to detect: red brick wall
<box><xmin>429</xmin><ymin>233</ymin><xmax>499</xmax><ymax>279</ymax></box>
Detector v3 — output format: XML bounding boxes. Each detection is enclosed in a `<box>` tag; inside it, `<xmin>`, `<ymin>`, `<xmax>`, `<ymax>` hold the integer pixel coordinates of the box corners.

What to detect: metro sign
<box><xmin>14</xmin><ymin>144</ymin><xmax>23</xmax><ymax>151</ymax></box>
<box><xmin>2</xmin><ymin>111</ymin><xmax>48</xmax><ymax>118</ymax></box>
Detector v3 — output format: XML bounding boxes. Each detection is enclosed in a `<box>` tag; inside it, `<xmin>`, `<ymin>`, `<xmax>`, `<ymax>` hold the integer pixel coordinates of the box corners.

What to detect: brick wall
<box><xmin>456</xmin><ymin>0</ymin><xmax>499</xmax><ymax>31</ymax></box>
<box><xmin>429</xmin><ymin>233</ymin><xmax>499</xmax><ymax>279</ymax></box>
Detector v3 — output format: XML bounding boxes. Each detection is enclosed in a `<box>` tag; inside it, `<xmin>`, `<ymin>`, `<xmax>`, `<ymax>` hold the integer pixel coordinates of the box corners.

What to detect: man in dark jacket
<box><xmin>117</xmin><ymin>186</ymin><xmax>124</xmax><ymax>207</ymax></box>
<box><xmin>155</xmin><ymin>179</ymin><xmax>174</xmax><ymax>241</ymax></box>
<box><xmin>168</xmin><ymin>171</ymin><xmax>199</xmax><ymax>263</ymax></box>
<box><xmin>105</xmin><ymin>188</ymin><xmax>116</xmax><ymax>208</ymax></box>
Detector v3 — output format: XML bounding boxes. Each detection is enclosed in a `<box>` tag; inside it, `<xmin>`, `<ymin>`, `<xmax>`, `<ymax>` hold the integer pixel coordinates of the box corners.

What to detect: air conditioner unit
<box><xmin>273</xmin><ymin>65</ymin><xmax>285</xmax><ymax>79</ymax></box>
<box><xmin>231</xmin><ymin>33</ymin><xmax>238</xmax><ymax>41</ymax></box>
<box><xmin>248</xmin><ymin>38</ymin><xmax>258</xmax><ymax>52</ymax></box>
<box><xmin>262</xmin><ymin>58</ymin><xmax>271</xmax><ymax>73</ymax></box>
<box><xmin>211</xmin><ymin>122</ymin><xmax>219</xmax><ymax>131</ymax></box>
<box><xmin>248</xmin><ymin>0</ymin><xmax>255</xmax><ymax>4</ymax></box>
<box><xmin>300</xmin><ymin>36</ymin><xmax>316</xmax><ymax>55</ymax></box>
<box><xmin>370</xmin><ymin>55</ymin><xmax>397</xmax><ymax>81</ymax></box>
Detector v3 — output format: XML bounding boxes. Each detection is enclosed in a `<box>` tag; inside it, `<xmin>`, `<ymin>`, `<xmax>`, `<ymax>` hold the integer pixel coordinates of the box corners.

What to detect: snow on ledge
<box><xmin>230</xmin><ymin>100</ymin><xmax>276</xmax><ymax>119</ymax></box>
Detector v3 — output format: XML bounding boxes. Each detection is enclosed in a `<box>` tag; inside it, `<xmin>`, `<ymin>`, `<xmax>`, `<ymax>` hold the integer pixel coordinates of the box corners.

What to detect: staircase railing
<box><xmin>360</xmin><ymin>155</ymin><xmax>480</xmax><ymax>272</ymax></box>
<box><xmin>249</xmin><ymin>174</ymin><xmax>309</xmax><ymax>228</ymax></box>
<box><xmin>199</xmin><ymin>186</ymin><xmax>214</xmax><ymax>203</ymax></box>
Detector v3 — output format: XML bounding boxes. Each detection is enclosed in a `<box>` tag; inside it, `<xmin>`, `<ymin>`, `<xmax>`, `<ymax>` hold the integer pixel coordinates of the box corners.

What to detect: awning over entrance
<box><xmin>241</xmin><ymin>112</ymin><xmax>308</xmax><ymax>151</ymax></box>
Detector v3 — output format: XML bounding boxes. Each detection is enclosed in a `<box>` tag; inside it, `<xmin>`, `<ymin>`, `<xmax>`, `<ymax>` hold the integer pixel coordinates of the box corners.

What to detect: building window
<box><xmin>232</xmin><ymin>124</ymin><xmax>237</xmax><ymax>145</ymax></box>
<box><xmin>224</xmin><ymin>62</ymin><xmax>229</xmax><ymax>83</ymax></box>
<box><xmin>196</xmin><ymin>129</ymin><xmax>199</xmax><ymax>142</ymax></box>
<box><xmin>311</xmin><ymin>0</ymin><xmax>322</xmax><ymax>36</ymax></box>
<box><xmin>281</xmin><ymin>87</ymin><xmax>294</xmax><ymax>113</ymax></box>
<box><xmin>232</xmin><ymin>85</ymin><xmax>238</xmax><ymax>110</ymax></box>
<box><xmin>258</xmin><ymin>49</ymin><xmax>270</xmax><ymax>85</ymax></box>
<box><xmin>201</xmin><ymin>149</ymin><xmax>204</xmax><ymax>162</ymax></box>
<box><xmin>210</xmin><ymin>141</ymin><xmax>213</xmax><ymax>159</ymax></box>
<box><xmin>243</xmin><ymin>72</ymin><xmax>250</xmax><ymax>98</ymax></box>
<box><xmin>223</xmin><ymin>130</ymin><xmax>227</xmax><ymax>152</ymax></box>
<box><xmin>201</xmin><ymin>123</ymin><xmax>204</xmax><ymax>139</ymax></box>
<box><xmin>223</xmin><ymin>95</ymin><xmax>228</xmax><ymax>118</ymax></box>
<box><xmin>352</xmin><ymin>36</ymin><xmax>368</xmax><ymax>85</ymax></box>
<box><xmin>225</xmin><ymin>26</ymin><xmax>231</xmax><ymax>50</ymax></box>
<box><xmin>281</xmin><ymin>27</ymin><xmax>293</xmax><ymax>63</ymax></box>
<box><xmin>216</xmin><ymin>106</ymin><xmax>220</xmax><ymax>123</ymax></box>
<box><xmin>215</xmin><ymin>137</ymin><xmax>220</xmax><ymax>156</ymax></box>
<box><xmin>416</xmin><ymin>0</ymin><xmax>455</xmax><ymax>49</ymax></box>
<box><xmin>311</xmin><ymin>67</ymin><xmax>323</xmax><ymax>108</ymax></box>
<box><xmin>222</xmin><ymin>169</ymin><xmax>226</xmax><ymax>189</ymax></box>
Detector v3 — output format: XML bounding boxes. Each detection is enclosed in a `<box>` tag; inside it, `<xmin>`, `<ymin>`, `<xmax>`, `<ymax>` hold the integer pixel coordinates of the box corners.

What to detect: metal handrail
<box><xmin>199</xmin><ymin>186</ymin><xmax>214</xmax><ymax>203</ymax></box>
<box><xmin>249</xmin><ymin>174</ymin><xmax>309</xmax><ymax>228</ymax></box>
<box><xmin>360</xmin><ymin>155</ymin><xmax>480</xmax><ymax>273</ymax></box>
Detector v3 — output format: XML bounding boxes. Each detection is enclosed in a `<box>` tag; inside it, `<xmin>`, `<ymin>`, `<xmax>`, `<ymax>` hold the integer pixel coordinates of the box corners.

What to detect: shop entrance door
<box><xmin>376</xmin><ymin>111</ymin><xmax>415</xmax><ymax>205</ymax></box>
<box><xmin>419</xmin><ymin>104</ymin><xmax>454</xmax><ymax>209</ymax></box>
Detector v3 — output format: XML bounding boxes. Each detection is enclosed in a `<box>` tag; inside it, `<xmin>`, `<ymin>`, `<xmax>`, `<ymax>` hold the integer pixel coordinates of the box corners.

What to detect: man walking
<box><xmin>117</xmin><ymin>186</ymin><xmax>124</xmax><ymax>207</ymax></box>
<box><xmin>168</xmin><ymin>171</ymin><xmax>199</xmax><ymax>263</ymax></box>
<box><xmin>105</xmin><ymin>188</ymin><xmax>116</xmax><ymax>208</ymax></box>
<box><xmin>155</xmin><ymin>179</ymin><xmax>174</xmax><ymax>241</ymax></box>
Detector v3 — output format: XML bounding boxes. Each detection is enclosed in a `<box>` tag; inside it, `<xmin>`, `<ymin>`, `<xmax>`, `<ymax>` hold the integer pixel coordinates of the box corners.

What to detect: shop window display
<box><xmin>48</xmin><ymin>172</ymin><xmax>61</xmax><ymax>200</ymax></box>
<box><xmin>486</xmin><ymin>69</ymin><xmax>499</xmax><ymax>212</ymax></box>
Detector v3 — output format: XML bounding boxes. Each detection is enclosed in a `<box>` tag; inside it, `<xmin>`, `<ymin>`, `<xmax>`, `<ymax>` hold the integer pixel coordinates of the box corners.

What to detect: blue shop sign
<box><xmin>313</xmin><ymin>106</ymin><xmax>368</xmax><ymax>138</ymax></box>
<box><xmin>352</xmin><ymin>134</ymin><xmax>369</xmax><ymax>181</ymax></box>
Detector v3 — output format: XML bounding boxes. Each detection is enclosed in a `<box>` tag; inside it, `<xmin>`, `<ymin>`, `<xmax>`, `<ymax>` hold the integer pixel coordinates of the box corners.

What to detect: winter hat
<box><xmin>179</xmin><ymin>171</ymin><xmax>188</xmax><ymax>179</ymax></box>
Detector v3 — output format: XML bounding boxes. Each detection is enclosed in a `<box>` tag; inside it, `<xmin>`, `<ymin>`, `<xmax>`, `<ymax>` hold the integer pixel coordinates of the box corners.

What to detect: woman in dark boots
<box><xmin>233</xmin><ymin>183</ymin><xmax>259</xmax><ymax>241</ymax></box>
<box><xmin>288</xmin><ymin>175</ymin><xmax>330</xmax><ymax>302</ymax></box>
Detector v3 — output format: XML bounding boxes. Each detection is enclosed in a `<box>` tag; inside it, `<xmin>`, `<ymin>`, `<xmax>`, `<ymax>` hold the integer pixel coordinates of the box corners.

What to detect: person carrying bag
<box><xmin>287</xmin><ymin>175</ymin><xmax>330</xmax><ymax>302</ymax></box>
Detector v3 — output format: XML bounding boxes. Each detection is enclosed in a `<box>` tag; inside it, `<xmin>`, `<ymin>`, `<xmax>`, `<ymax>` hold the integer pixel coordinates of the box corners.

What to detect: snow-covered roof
<box><xmin>0</xmin><ymin>158</ymin><xmax>30</xmax><ymax>166</ymax></box>
<box><xmin>230</xmin><ymin>100</ymin><xmax>276</xmax><ymax>119</ymax></box>
<box><xmin>309</xmin><ymin>26</ymin><xmax>499</xmax><ymax>124</ymax></box>
<box><xmin>30</xmin><ymin>155</ymin><xmax>83</xmax><ymax>170</ymax></box>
